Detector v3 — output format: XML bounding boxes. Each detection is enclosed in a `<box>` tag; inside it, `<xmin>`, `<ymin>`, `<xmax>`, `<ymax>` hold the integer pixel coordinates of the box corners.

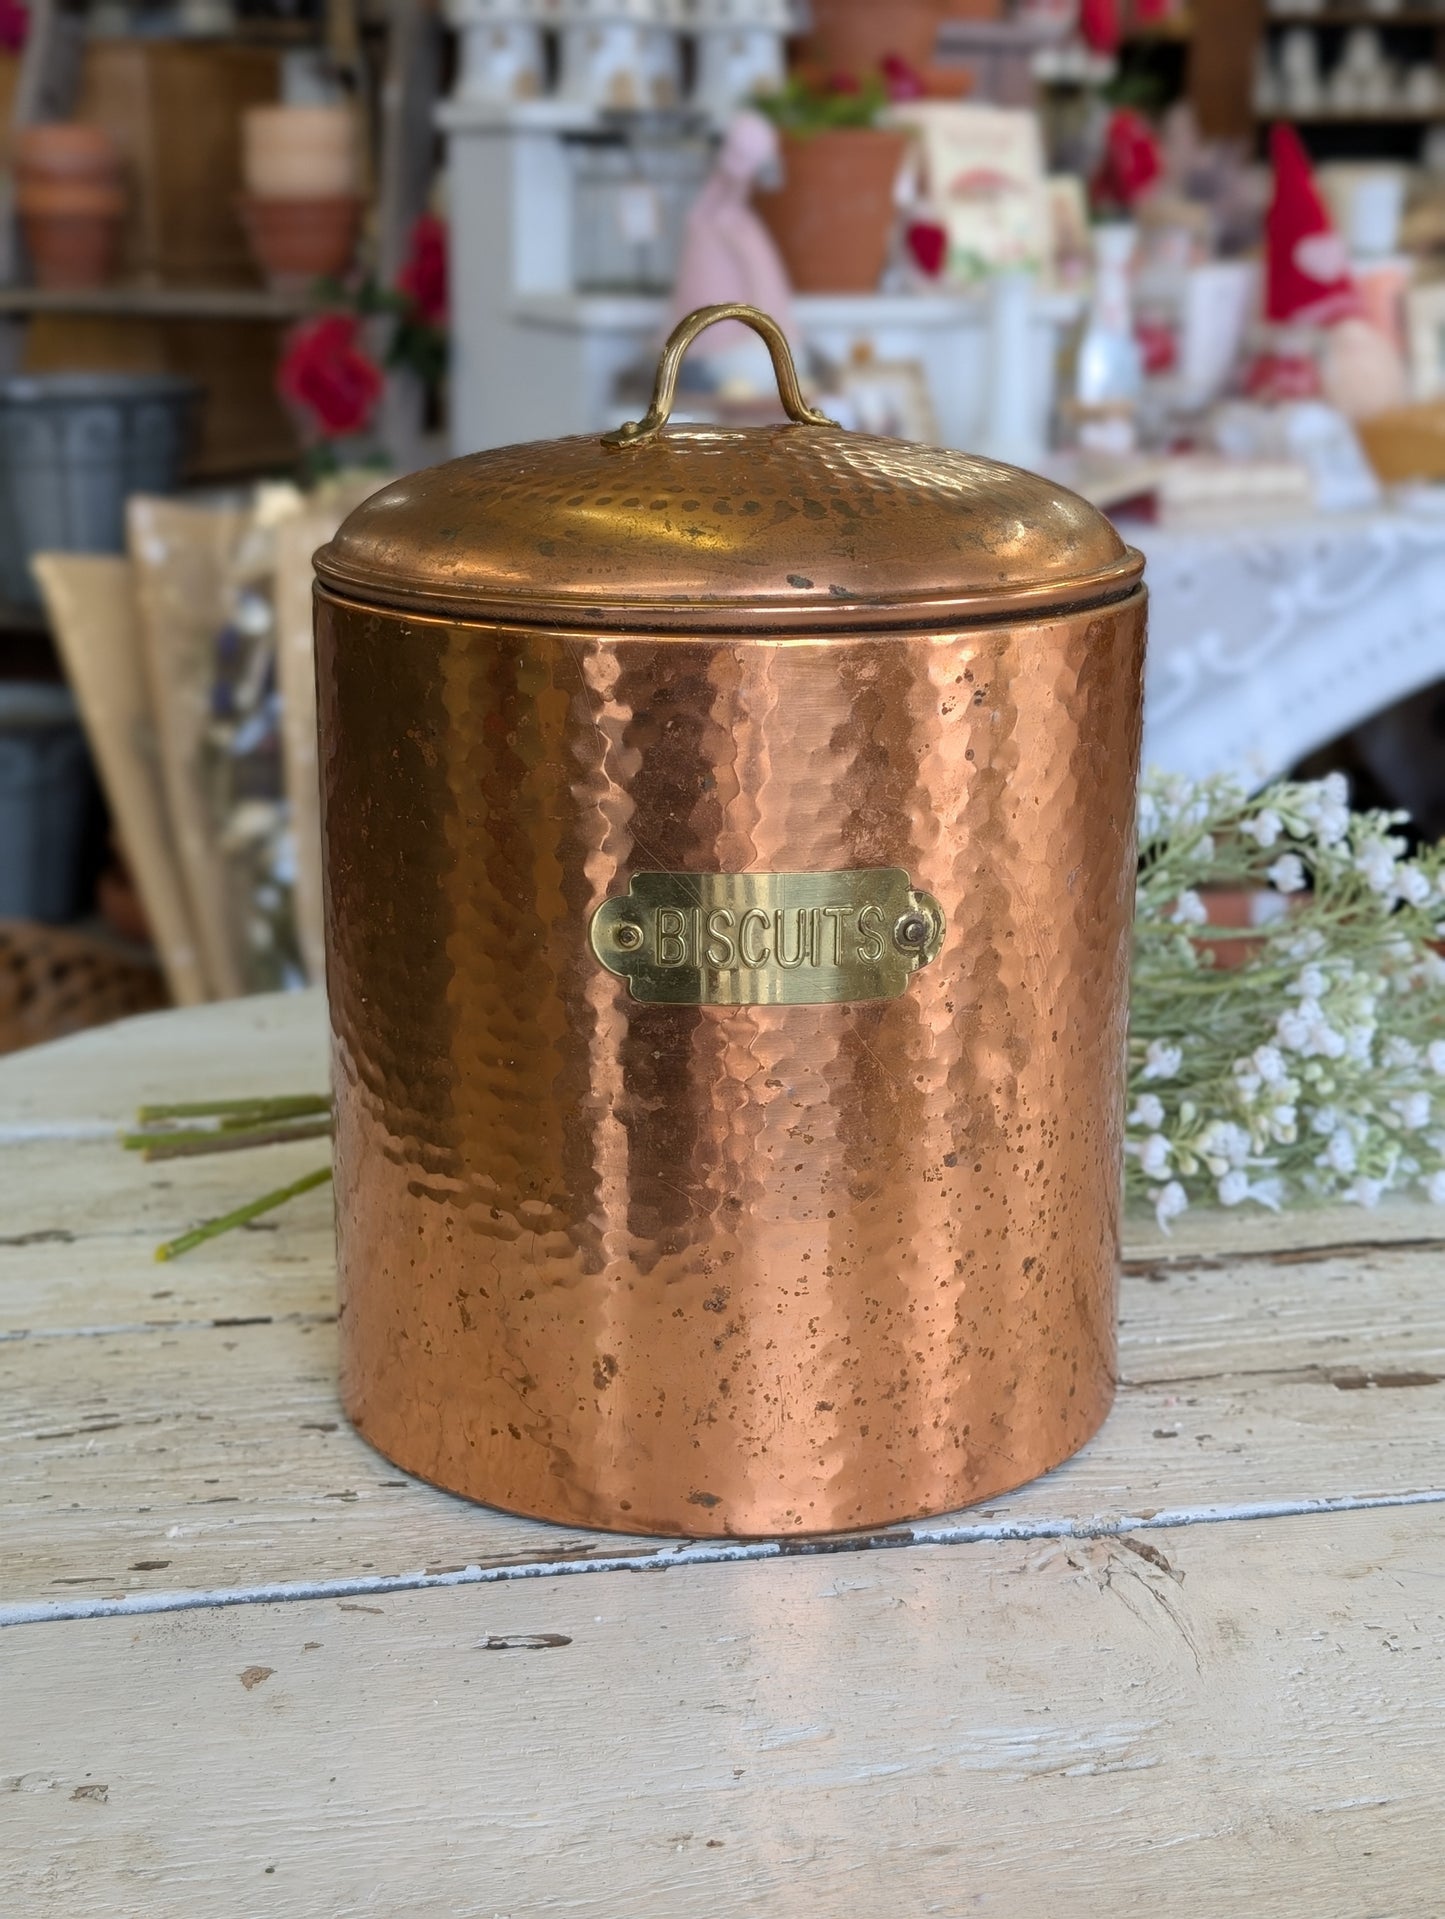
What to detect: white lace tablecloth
<box><xmin>1131</xmin><ymin>496</ymin><xmax>1445</xmax><ymax>787</ymax></box>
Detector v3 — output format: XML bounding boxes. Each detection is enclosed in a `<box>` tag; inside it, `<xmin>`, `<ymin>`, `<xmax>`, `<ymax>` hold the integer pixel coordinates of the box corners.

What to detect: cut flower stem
<box><xmin>156</xmin><ymin>1167</ymin><xmax>333</xmax><ymax>1264</ymax></box>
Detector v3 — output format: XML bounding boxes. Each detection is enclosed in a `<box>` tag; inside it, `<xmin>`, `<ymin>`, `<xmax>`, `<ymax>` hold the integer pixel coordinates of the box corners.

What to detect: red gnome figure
<box><xmin>1264</xmin><ymin>124</ymin><xmax>1356</xmax><ymax>330</ymax></box>
<box><xmin>1247</xmin><ymin>125</ymin><xmax>1405</xmax><ymax>417</ymax></box>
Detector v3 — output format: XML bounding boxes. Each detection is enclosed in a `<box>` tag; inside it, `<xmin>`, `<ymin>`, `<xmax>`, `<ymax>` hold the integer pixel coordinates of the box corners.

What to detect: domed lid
<box><xmin>315</xmin><ymin>305</ymin><xmax>1143</xmax><ymax>635</ymax></box>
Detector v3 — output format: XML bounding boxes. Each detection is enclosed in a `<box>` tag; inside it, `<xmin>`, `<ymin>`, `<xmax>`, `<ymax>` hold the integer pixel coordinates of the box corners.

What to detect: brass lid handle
<box><xmin>603</xmin><ymin>304</ymin><xmax>838</xmax><ymax>449</ymax></box>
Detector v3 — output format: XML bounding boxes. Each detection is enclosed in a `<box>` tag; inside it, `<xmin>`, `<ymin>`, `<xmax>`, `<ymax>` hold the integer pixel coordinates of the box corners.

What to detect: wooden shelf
<box><xmin>935</xmin><ymin>16</ymin><xmax>1073</xmax><ymax>52</ymax></box>
<box><xmin>1257</xmin><ymin>104</ymin><xmax>1443</xmax><ymax>119</ymax></box>
<box><xmin>1265</xmin><ymin>10</ymin><xmax>1445</xmax><ymax>24</ymax></box>
<box><xmin>1121</xmin><ymin>13</ymin><xmax>1196</xmax><ymax>41</ymax></box>
<box><xmin>0</xmin><ymin>284</ymin><xmax>314</xmax><ymax>320</ymax></box>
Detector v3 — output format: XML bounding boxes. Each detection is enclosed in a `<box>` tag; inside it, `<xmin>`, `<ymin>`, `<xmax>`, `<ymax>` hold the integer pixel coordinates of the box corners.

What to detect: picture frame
<box><xmin>826</xmin><ymin>355</ymin><xmax>940</xmax><ymax>447</ymax></box>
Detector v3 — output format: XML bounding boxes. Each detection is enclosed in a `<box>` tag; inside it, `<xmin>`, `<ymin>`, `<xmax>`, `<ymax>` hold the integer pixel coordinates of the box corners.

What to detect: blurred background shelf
<box><xmin>1263</xmin><ymin>12</ymin><xmax>1445</xmax><ymax>26</ymax></box>
<box><xmin>1268</xmin><ymin>108</ymin><xmax>1445</xmax><ymax>122</ymax></box>
<box><xmin>0</xmin><ymin>283</ymin><xmax>315</xmax><ymax>318</ymax></box>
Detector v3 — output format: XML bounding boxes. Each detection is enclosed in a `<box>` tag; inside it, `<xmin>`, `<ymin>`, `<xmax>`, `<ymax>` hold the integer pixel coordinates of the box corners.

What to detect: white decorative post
<box><xmin>557</xmin><ymin>0</ymin><xmax>686</xmax><ymax>112</ymax></box>
<box><xmin>445</xmin><ymin>0</ymin><xmax>551</xmax><ymax>107</ymax></box>
<box><xmin>689</xmin><ymin>0</ymin><xmax>797</xmax><ymax>123</ymax></box>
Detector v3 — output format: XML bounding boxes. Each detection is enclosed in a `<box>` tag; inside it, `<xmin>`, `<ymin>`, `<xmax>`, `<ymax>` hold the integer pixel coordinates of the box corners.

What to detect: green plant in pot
<box><xmin>753</xmin><ymin>73</ymin><xmax>912</xmax><ymax>295</ymax></box>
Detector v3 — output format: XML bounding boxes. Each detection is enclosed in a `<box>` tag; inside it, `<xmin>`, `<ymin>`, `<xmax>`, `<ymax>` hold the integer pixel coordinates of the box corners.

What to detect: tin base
<box><xmin>342</xmin><ymin>1368</ymin><xmax>1118</xmax><ymax>1542</ymax></box>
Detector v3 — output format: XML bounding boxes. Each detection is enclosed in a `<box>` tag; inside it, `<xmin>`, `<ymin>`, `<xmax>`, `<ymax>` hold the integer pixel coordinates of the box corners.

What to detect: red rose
<box><xmin>0</xmin><ymin>0</ymin><xmax>28</xmax><ymax>53</ymax></box>
<box><xmin>905</xmin><ymin>220</ymin><xmax>948</xmax><ymax>279</ymax></box>
<box><xmin>1080</xmin><ymin>0</ymin><xmax>1120</xmax><ymax>54</ymax></box>
<box><xmin>1092</xmin><ymin>108</ymin><xmax>1164</xmax><ymax>213</ymax></box>
<box><xmin>1135</xmin><ymin>317</ymin><xmax>1177</xmax><ymax>376</ymax></box>
<box><xmin>397</xmin><ymin>212</ymin><xmax>448</xmax><ymax>328</ymax></box>
<box><xmin>882</xmin><ymin>53</ymin><xmax>928</xmax><ymax>102</ymax></box>
<box><xmin>277</xmin><ymin>313</ymin><xmax>383</xmax><ymax>439</ymax></box>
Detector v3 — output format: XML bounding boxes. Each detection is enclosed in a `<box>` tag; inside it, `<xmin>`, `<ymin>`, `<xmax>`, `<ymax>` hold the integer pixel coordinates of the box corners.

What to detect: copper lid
<box><xmin>316</xmin><ymin>305</ymin><xmax>1143</xmax><ymax>635</ymax></box>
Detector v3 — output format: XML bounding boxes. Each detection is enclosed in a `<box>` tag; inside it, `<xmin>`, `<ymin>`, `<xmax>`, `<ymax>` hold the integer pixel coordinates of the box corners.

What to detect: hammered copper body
<box><xmin>315</xmin><ymin>306</ymin><xmax>1146</xmax><ymax>1540</ymax></box>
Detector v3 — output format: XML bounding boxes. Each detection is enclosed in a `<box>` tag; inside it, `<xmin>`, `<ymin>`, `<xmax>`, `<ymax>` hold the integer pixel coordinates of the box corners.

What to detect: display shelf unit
<box><xmin>441</xmin><ymin>96</ymin><xmax>1081</xmax><ymax>458</ymax></box>
<box><xmin>1266</xmin><ymin>10</ymin><xmax>1445</xmax><ymax>28</ymax></box>
<box><xmin>1257</xmin><ymin>3</ymin><xmax>1445</xmax><ymax>157</ymax></box>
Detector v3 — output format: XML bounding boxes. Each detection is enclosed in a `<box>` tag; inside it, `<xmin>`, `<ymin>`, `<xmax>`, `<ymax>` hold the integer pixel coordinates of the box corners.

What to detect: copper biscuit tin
<box><xmin>314</xmin><ymin>305</ymin><xmax>1147</xmax><ymax>1539</ymax></box>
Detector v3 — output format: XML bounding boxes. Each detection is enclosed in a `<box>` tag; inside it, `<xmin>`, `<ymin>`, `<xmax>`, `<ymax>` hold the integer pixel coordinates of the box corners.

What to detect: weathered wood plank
<box><xmin>0</xmin><ymin>991</ymin><xmax>329</xmax><ymax>1134</ymax></box>
<box><xmin>1123</xmin><ymin>1194</ymin><xmax>1445</xmax><ymax>1263</ymax></box>
<box><xmin>4</xmin><ymin>1240</ymin><xmax>1443</xmax><ymax>1608</ymax></box>
<box><xmin>2</xmin><ymin>1509</ymin><xmax>1441</xmax><ymax>1917</ymax></box>
<box><xmin>0</xmin><ymin>1139</ymin><xmax>334</xmax><ymax>1336</ymax></box>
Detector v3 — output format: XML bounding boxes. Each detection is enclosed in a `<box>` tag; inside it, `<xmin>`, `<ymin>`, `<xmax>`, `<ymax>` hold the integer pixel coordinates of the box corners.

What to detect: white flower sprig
<box><xmin>1129</xmin><ymin>771</ymin><xmax>1445</xmax><ymax>1231</ymax></box>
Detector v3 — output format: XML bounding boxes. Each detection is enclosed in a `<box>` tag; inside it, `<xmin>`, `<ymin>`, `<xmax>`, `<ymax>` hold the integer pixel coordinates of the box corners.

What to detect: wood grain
<box><xmin>0</xmin><ymin>991</ymin><xmax>329</xmax><ymax>1130</ymax></box>
<box><xmin>3</xmin><ymin>1510</ymin><xmax>1441</xmax><ymax>1917</ymax></box>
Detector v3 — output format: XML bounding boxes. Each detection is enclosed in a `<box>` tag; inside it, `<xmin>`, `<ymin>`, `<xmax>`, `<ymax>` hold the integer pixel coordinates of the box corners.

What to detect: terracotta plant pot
<box><xmin>16</xmin><ymin>180</ymin><xmax>125</xmax><ymax>216</ymax></box>
<box><xmin>13</xmin><ymin>123</ymin><xmax>126</xmax><ymax>289</ymax></box>
<box><xmin>20</xmin><ymin>216</ymin><xmax>123</xmax><ymax>290</ymax></box>
<box><xmin>239</xmin><ymin>195</ymin><xmax>364</xmax><ymax>289</ymax></box>
<box><xmin>14</xmin><ymin>122</ymin><xmax>123</xmax><ymax>183</ymax></box>
<box><xmin>241</xmin><ymin>105</ymin><xmax>360</xmax><ymax>201</ymax></box>
<box><xmin>800</xmin><ymin>0</ymin><xmax>943</xmax><ymax>75</ymax></box>
<box><xmin>754</xmin><ymin>129</ymin><xmax>910</xmax><ymax>294</ymax></box>
<box><xmin>19</xmin><ymin>186</ymin><xmax>126</xmax><ymax>291</ymax></box>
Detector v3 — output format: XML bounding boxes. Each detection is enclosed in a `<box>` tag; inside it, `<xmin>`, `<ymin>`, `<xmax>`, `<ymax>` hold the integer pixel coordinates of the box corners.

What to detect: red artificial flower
<box><xmin>826</xmin><ymin>70</ymin><xmax>861</xmax><ymax>95</ymax></box>
<box><xmin>1080</xmin><ymin>0</ymin><xmax>1120</xmax><ymax>54</ymax></box>
<box><xmin>277</xmin><ymin>313</ymin><xmax>383</xmax><ymax>439</ymax></box>
<box><xmin>1092</xmin><ymin>107</ymin><xmax>1164</xmax><ymax>213</ymax></box>
<box><xmin>905</xmin><ymin>220</ymin><xmax>948</xmax><ymax>278</ymax></box>
<box><xmin>1135</xmin><ymin>317</ymin><xmax>1177</xmax><ymax>376</ymax></box>
<box><xmin>397</xmin><ymin>212</ymin><xmax>448</xmax><ymax>328</ymax></box>
<box><xmin>0</xmin><ymin>0</ymin><xmax>28</xmax><ymax>54</ymax></box>
<box><xmin>882</xmin><ymin>53</ymin><xmax>928</xmax><ymax>102</ymax></box>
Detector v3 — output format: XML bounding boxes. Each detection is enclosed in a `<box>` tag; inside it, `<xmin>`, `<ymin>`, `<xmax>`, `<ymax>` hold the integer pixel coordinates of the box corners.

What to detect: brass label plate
<box><xmin>590</xmin><ymin>870</ymin><xmax>945</xmax><ymax>1007</ymax></box>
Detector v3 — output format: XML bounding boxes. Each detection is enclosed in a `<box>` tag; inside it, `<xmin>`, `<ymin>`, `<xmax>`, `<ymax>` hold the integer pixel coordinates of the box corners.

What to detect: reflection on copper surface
<box><xmin>319</xmin><ymin>586</ymin><xmax>1146</xmax><ymax>1538</ymax></box>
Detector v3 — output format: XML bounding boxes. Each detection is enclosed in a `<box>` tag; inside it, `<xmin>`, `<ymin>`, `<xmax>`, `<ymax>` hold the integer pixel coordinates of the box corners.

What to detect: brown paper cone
<box><xmin>31</xmin><ymin>552</ymin><xmax>209</xmax><ymax>1007</ymax></box>
<box><xmin>127</xmin><ymin>495</ymin><xmax>250</xmax><ymax>1002</ymax></box>
<box><xmin>273</xmin><ymin>477</ymin><xmax>383</xmax><ymax>986</ymax></box>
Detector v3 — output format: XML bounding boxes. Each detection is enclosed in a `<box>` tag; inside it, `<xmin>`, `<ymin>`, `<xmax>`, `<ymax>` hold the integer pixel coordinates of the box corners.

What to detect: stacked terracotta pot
<box><xmin>239</xmin><ymin>105</ymin><xmax>363</xmax><ymax>289</ymax></box>
<box><xmin>15</xmin><ymin>125</ymin><xmax>127</xmax><ymax>290</ymax></box>
<box><xmin>797</xmin><ymin>0</ymin><xmax>944</xmax><ymax>72</ymax></box>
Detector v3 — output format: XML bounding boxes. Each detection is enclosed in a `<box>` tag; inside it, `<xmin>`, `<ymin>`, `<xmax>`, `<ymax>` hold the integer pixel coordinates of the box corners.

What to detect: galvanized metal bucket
<box><xmin>0</xmin><ymin>373</ymin><xmax>197</xmax><ymax>606</ymax></box>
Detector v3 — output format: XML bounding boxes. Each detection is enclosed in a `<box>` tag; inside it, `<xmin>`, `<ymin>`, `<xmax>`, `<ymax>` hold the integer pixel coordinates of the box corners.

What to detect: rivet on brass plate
<box><xmin>590</xmin><ymin>870</ymin><xmax>946</xmax><ymax>1008</ymax></box>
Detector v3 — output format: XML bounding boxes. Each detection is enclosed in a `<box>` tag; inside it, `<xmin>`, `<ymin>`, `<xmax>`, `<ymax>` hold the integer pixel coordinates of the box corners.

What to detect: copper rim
<box><xmin>313</xmin><ymin>549</ymin><xmax>1146</xmax><ymax>635</ymax></box>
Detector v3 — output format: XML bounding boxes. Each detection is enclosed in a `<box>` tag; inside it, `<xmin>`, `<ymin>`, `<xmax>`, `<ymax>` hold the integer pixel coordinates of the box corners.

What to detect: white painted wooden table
<box><xmin>3</xmin><ymin>992</ymin><xmax>1444</xmax><ymax>1917</ymax></box>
